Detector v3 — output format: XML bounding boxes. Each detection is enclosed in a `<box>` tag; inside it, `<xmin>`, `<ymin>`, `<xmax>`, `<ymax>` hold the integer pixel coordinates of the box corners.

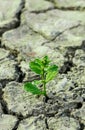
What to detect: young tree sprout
<box><xmin>24</xmin><ymin>56</ymin><xmax>58</xmax><ymax>97</ymax></box>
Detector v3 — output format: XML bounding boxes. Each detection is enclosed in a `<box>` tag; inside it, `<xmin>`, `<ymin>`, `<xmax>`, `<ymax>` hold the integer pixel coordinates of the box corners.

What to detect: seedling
<box><xmin>24</xmin><ymin>56</ymin><xmax>58</xmax><ymax>97</ymax></box>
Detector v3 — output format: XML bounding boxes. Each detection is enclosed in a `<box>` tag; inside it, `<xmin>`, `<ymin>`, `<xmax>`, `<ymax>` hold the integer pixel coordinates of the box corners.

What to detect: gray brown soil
<box><xmin>0</xmin><ymin>0</ymin><xmax>85</xmax><ymax>130</ymax></box>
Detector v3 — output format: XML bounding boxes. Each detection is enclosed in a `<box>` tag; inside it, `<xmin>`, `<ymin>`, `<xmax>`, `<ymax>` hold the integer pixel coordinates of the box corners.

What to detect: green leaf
<box><xmin>46</xmin><ymin>65</ymin><xmax>58</xmax><ymax>82</ymax></box>
<box><xmin>42</xmin><ymin>55</ymin><xmax>50</xmax><ymax>66</ymax></box>
<box><xmin>34</xmin><ymin>59</ymin><xmax>43</xmax><ymax>66</ymax></box>
<box><xmin>32</xmin><ymin>80</ymin><xmax>42</xmax><ymax>86</ymax></box>
<box><xmin>29</xmin><ymin>61</ymin><xmax>42</xmax><ymax>74</ymax></box>
<box><xmin>24</xmin><ymin>82</ymin><xmax>43</xmax><ymax>95</ymax></box>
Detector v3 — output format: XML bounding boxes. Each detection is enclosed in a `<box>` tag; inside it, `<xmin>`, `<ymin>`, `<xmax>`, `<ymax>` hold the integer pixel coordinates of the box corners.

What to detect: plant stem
<box><xmin>42</xmin><ymin>67</ymin><xmax>46</xmax><ymax>96</ymax></box>
<box><xmin>43</xmin><ymin>81</ymin><xmax>46</xmax><ymax>96</ymax></box>
<box><xmin>42</xmin><ymin>63</ymin><xmax>49</xmax><ymax>129</ymax></box>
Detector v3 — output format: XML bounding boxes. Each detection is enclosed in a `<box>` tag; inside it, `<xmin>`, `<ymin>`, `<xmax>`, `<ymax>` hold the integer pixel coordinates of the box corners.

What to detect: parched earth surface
<box><xmin>0</xmin><ymin>0</ymin><xmax>85</xmax><ymax>130</ymax></box>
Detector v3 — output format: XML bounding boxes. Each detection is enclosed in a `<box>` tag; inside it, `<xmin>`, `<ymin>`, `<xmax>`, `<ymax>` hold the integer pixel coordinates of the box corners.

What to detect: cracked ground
<box><xmin>0</xmin><ymin>0</ymin><xmax>85</xmax><ymax>130</ymax></box>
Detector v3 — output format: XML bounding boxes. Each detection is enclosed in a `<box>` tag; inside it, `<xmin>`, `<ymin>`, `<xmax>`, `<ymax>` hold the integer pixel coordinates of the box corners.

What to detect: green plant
<box><xmin>24</xmin><ymin>56</ymin><xmax>58</xmax><ymax>97</ymax></box>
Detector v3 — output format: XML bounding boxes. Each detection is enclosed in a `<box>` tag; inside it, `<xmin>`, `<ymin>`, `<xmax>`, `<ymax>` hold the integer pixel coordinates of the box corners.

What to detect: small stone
<box><xmin>73</xmin><ymin>49</ymin><xmax>85</xmax><ymax>67</ymax></box>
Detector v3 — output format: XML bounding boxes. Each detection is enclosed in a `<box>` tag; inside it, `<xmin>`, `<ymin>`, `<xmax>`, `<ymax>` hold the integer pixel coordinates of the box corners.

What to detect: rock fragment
<box><xmin>21</xmin><ymin>9</ymin><xmax>85</xmax><ymax>40</ymax></box>
<box><xmin>0</xmin><ymin>48</ymin><xmax>9</xmax><ymax>61</ymax></box>
<box><xmin>17</xmin><ymin>116</ymin><xmax>47</xmax><ymax>130</ymax></box>
<box><xmin>0</xmin><ymin>0</ymin><xmax>23</xmax><ymax>35</ymax></box>
<box><xmin>52</xmin><ymin>0</ymin><xmax>85</xmax><ymax>9</ymax></box>
<box><xmin>3</xmin><ymin>82</ymin><xmax>43</xmax><ymax>116</ymax></box>
<box><xmin>0</xmin><ymin>58</ymin><xmax>17</xmax><ymax>82</ymax></box>
<box><xmin>0</xmin><ymin>114</ymin><xmax>17</xmax><ymax>130</ymax></box>
<box><xmin>25</xmin><ymin>0</ymin><xmax>54</xmax><ymax>12</ymax></box>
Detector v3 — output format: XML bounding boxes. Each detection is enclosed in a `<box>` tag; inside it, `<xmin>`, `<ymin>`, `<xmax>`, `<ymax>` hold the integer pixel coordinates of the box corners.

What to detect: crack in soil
<box><xmin>54</xmin><ymin>6</ymin><xmax>85</xmax><ymax>11</ymax></box>
<box><xmin>45</xmin><ymin>117</ymin><xmax>49</xmax><ymax>129</ymax></box>
<box><xmin>79</xmin><ymin>122</ymin><xmax>85</xmax><ymax>130</ymax></box>
<box><xmin>45</xmin><ymin>0</ymin><xmax>85</xmax><ymax>11</ymax></box>
<box><xmin>42</xmin><ymin>24</ymin><xmax>81</xmax><ymax>45</ymax></box>
<box><xmin>0</xmin><ymin>42</ymin><xmax>19</xmax><ymax>57</ymax></box>
<box><xmin>30</xmin><ymin>6</ymin><xmax>85</xmax><ymax>14</ymax></box>
<box><xmin>30</xmin><ymin>7</ymin><xmax>56</xmax><ymax>14</ymax></box>
<box><xmin>15</xmin><ymin>64</ymin><xmax>25</xmax><ymax>83</ymax></box>
<box><xmin>0</xmin><ymin>79</ymin><xmax>15</xmax><ymax>88</ymax></box>
<box><xmin>12</xmin><ymin>120</ymin><xmax>20</xmax><ymax>130</ymax></box>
